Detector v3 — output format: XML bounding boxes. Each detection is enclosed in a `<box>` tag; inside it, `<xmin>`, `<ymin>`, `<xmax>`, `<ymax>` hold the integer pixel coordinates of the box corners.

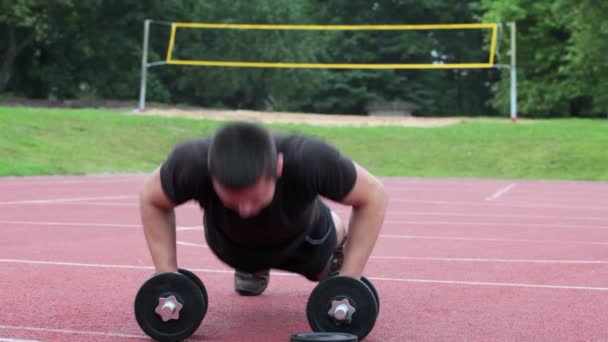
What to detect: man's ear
<box><xmin>276</xmin><ymin>153</ymin><xmax>284</xmax><ymax>178</ymax></box>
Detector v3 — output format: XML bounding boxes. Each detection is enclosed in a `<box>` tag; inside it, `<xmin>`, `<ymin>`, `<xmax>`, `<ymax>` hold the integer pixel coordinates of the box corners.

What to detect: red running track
<box><xmin>2</xmin><ymin>175</ymin><xmax>608</xmax><ymax>341</ymax></box>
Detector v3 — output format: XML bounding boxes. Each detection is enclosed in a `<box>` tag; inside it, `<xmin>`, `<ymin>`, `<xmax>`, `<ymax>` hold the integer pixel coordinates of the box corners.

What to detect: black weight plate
<box><xmin>306</xmin><ymin>275</ymin><xmax>378</xmax><ymax>341</ymax></box>
<box><xmin>291</xmin><ymin>332</ymin><xmax>358</xmax><ymax>341</ymax></box>
<box><xmin>178</xmin><ymin>268</ymin><xmax>209</xmax><ymax>318</ymax></box>
<box><xmin>134</xmin><ymin>272</ymin><xmax>206</xmax><ymax>342</ymax></box>
<box><xmin>360</xmin><ymin>277</ymin><xmax>379</xmax><ymax>312</ymax></box>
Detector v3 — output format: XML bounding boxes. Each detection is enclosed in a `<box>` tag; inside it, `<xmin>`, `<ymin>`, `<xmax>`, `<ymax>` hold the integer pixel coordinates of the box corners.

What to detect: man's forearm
<box><xmin>340</xmin><ymin>187</ymin><xmax>388</xmax><ymax>278</ymax></box>
<box><xmin>140</xmin><ymin>199</ymin><xmax>178</xmax><ymax>273</ymax></box>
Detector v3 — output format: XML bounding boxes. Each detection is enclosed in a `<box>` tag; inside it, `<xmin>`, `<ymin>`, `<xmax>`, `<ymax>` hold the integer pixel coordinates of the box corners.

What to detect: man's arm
<box><xmin>337</xmin><ymin>163</ymin><xmax>389</xmax><ymax>279</ymax></box>
<box><xmin>139</xmin><ymin>166</ymin><xmax>179</xmax><ymax>273</ymax></box>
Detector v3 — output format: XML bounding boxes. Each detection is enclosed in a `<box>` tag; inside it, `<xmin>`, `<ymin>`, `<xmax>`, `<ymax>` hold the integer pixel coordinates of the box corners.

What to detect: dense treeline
<box><xmin>1</xmin><ymin>0</ymin><xmax>606</xmax><ymax>117</ymax></box>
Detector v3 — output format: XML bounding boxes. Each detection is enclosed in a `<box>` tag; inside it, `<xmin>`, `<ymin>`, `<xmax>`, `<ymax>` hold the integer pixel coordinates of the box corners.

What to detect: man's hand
<box><xmin>338</xmin><ymin>163</ymin><xmax>388</xmax><ymax>279</ymax></box>
<box><xmin>140</xmin><ymin>167</ymin><xmax>179</xmax><ymax>274</ymax></box>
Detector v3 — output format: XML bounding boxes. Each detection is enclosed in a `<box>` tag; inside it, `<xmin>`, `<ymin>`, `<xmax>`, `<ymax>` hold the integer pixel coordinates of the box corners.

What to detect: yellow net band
<box><xmin>165</xmin><ymin>22</ymin><xmax>498</xmax><ymax>69</ymax></box>
<box><xmin>166</xmin><ymin>60</ymin><xmax>493</xmax><ymax>69</ymax></box>
<box><xmin>171</xmin><ymin>22</ymin><xmax>497</xmax><ymax>30</ymax></box>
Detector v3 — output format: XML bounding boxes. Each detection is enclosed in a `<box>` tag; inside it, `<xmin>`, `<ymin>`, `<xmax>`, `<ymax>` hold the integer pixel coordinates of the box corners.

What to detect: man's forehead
<box><xmin>214</xmin><ymin>177</ymin><xmax>270</xmax><ymax>194</ymax></box>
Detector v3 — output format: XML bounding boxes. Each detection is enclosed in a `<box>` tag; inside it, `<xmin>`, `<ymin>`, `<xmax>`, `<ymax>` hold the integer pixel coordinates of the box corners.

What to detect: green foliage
<box><xmin>476</xmin><ymin>0</ymin><xmax>607</xmax><ymax>117</ymax></box>
<box><xmin>305</xmin><ymin>0</ymin><xmax>495</xmax><ymax>116</ymax></box>
<box><xmin>1</xmin><ymin>0</ymin><xmax>606</xmax><ymax>117</ymax></box>
<box><xmin>164</xmin><ymin>0</ymin><xmax>324</xmax><ymax>110</ymax></box>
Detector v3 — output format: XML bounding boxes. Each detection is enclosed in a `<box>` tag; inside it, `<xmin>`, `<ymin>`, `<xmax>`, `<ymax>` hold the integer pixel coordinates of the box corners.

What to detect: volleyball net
<box><xmin>138</xmin><ymin>21</ymin><xmax>517</xmax><ymax>120</ymax></box>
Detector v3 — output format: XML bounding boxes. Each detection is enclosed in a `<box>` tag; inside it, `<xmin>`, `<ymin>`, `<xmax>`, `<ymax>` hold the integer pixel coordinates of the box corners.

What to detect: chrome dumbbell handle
<box><xmin>155</xmin><ymin>295</ymin><xmax>183</xmax><ymax>322</ymax></box>
<box><xmin>328</xmin><ymin>298</ymin><xmax>356</xmax><ymax>323</ymax></box>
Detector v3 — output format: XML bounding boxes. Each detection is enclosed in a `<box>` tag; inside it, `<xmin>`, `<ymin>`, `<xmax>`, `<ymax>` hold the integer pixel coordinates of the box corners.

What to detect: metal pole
<box><xmin>509</xmin><ymin>22</ymin><xmax>517</xmax><ymax>122</ymax></box>
<box><xmin>138</xmin><ymin>19</ymin><xmax>151</xmax><ymax>112</ymax></box>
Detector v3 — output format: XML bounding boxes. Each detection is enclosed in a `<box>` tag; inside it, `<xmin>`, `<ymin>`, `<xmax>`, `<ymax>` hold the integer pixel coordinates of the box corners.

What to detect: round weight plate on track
<box><xmin>306</xmin><ymin>275</ymin><xmax>378</xmax><ymax>341</ymax></box>
<box><xmin>178</xmin><ymin>268</ymin><xmax>209</xmax><ymax>317</ymax></box>
<box><xmin>134</xmin><ymin>272</ymin><xmax>207</xmax><ymax>342</ymax></box>
<box><xmin>360</xmin><ymin>276</ymin><xmax>379</xmax><ymax>311</ymax></box>
<box><xmin>291</xmin><ymin>332</ymin><xmax>358</xmax><ymax>341</ymax></box>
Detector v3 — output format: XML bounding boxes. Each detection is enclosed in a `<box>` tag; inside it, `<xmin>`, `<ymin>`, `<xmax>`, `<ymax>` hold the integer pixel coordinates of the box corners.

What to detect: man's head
<box><xmin>208</xmin><ymin>122</ymin><xmax>283</xmax><ymax>218</ymax></box>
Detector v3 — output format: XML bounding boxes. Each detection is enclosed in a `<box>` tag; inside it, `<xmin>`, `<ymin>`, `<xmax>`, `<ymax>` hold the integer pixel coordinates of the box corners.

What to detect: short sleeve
<box><xmin>289</xmin><ymin>136</ymin><xmax>357</xmax><ymax>202</ymax></box>
<box><xmin>159</xmin><ymin>139</ymin><xmax>210</xmax><ymax>205</ymax></box>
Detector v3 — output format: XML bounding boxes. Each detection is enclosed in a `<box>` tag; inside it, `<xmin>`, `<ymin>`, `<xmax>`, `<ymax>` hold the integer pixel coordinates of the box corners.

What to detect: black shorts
<box><xmin>203</xmin><ymin>200</ymin><xmax>337</xmax><ymax>281</ymax></box>
<box><xmin>274</xmin><ymin>201</ymin><xmax>337</xmax><ymax>280</ymax></box>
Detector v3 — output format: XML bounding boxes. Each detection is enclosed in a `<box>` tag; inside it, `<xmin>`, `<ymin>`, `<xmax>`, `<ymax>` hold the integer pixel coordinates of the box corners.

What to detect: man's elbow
<box><xmin>139</xmin><ymin>168</ymin><xmax>175</xmax><ymax>210</ymax></box>
<box><xmin>139</xmin><ymin>175</ymin><xmax>155</xmax><ymax>207</ymax></box>
<box><xmin>353</xmin><ymin>177</ymin><xmax>388</xmax><ymax>211</ymax></box>
<box><xmin>372</xmin><ymin>179</ymin><xmax>389</xmax><ymax>210</ymax></box>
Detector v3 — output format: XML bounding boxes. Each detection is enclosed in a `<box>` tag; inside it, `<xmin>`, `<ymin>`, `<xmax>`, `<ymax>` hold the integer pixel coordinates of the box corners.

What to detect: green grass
<box><xmin>1</xmin><ymin>106</ymin><xmax>607</xmax><ymax>180</ymax></box>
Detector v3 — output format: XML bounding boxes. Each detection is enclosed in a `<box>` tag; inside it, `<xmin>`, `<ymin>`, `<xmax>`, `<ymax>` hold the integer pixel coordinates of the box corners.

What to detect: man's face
<box><xmin>212</xmin><ymin>153</ymin><xmax>283</xmax><ymax>218</ymax></box>
<box><xmin>213</xmin><ymin>176</ymin><xmax>277</xmax><ymax>218</ymax></box>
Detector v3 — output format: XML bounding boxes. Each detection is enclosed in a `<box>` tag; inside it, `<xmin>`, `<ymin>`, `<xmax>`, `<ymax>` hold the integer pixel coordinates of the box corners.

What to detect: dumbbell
<box><xmin>327</xmin><ymin>272</ymin><xmax>380</xmax><ymax>311</ymax></box>
<box><xmin>303</xmin><ymin>274</ymin><xmax>380</xmax><ymax>341</ymax></box>
<box><xmin>134</xmin><ymin>268</ymin><xmax>208</xmax><ymax>342</ymax></box>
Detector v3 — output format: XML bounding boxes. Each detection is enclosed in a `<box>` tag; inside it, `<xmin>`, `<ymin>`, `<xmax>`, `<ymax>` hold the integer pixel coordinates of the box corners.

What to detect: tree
<box><xmin>302</xmin><ymin>0</ymin><xmax>496</xmax><ymax>116</ymax></box>
<box><xmin>476</xmin><ymin>0</ymin><xmax>608</xmax><ymax>117</ymax></box>
<box><xmin>0</xmin><ymin>0</ymin><xmax>79</xmax><ymax>92</ymax></box>
<box><xmin>161</xmin><ymin>0</ymin><xmax>325</xmax><ymax>110</ymax></box>
<box><xmin>555</xmin><ymin>0</ymin><xmax>608</xmax><ymax>116</ymax></box>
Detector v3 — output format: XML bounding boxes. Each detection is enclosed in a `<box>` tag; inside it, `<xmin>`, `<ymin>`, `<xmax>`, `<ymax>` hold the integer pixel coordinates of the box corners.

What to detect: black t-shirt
<box><xmin>159</xmin><ymin>133</ymin><xmax>357</xmax><ymax>250</ymax></box>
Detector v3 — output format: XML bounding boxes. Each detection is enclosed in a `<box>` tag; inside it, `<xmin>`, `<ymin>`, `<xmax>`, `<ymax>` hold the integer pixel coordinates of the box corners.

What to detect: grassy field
<box><xmin>1</xmin><ymin>106</ymin><xmax>607</xmax><ymax>180</ymax></box>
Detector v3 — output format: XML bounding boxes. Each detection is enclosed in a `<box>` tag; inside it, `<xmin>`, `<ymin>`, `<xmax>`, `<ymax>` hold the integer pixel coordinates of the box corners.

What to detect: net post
<box><xmin>137</xmin><ymin>19</ymin><xmax>151</xmax><ymax>113</ymax></box>
<box><xmin>509</xmin><ymin>21</ymin><xmax>517</xmax><ymax>122</ymax></box>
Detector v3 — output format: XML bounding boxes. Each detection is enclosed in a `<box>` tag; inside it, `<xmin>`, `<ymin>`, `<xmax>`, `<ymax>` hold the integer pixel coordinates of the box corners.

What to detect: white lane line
<box><xmin>380</xmin><ymin>234</ymin><xmax>608</xmax><ymax>246</ymax></box>
<box><xmin>0</xmin><ymin>220</ymin><xmax>141</xmax><ymax>228</ymax></box>
<box><xmin>0</xmin><ymin>259</ymin><xmax>155</xmax><ymax>270</ymax></box>
<box><xmin>72</xmin><ymin>202</ymin><xmax>138</xmax><ymax>207</ymax></box>
<box><xmin>1</xmin><ymin>220</ymin><xmax>196</xmax><ymax>232</ymax></box>
<box><xmin>367</xmin><ymin>276</ymin><xmax>608</xmax><ymax>291</ymax></box>
<box><xmin>384</xmin><ymin>220</ymin><xmax>608</xmax><ymax>230</ymax></box>
<box><xmin>0</xmin><ymin>178</ymin><xmax>140</xmax><ymax>186</ymax></box>
<box><xmin>390</xmin><ymin>198</ymin><xmax>608</xmax><ymax>211</ymax></box>
<box><xmin>0</xmin><ymin>174</ymin><xmax>144</xmax><ymax>185</ymax></box>
<box><xmin>174</xmin><ymin>232</ymin><xmax>608</xmax><ymax>247</ymax></box>
<box><xmin>370</xmin><ymin>256</ymin><xmax>608</xmax><ymax>264</ymax></box>
<box><xmin>387</xmin><ymin>186</ymin><xmax>608</xmax><ymax>197</ymax></box>
<box><xmin>7</xmin><ymin>219</ymin><xmax>607</xmax><ymax>231</ymax></box>
<box><xmin>0</xmin><ymin>200</ymin><xmax>198</xmax><ymax>207</ymax></box>
<box><xmin>2</xmin><ymin>258</ymin><xmax>608</xmax><ymax>291</ymax></box>
<box><xmin>5</xmin><ymin>221</ymin><xmax>608</xmax><ymax>246</ymax></box>
<box><xmin>0</xmin><ymin>259</ymin><xmax>235</xmax><ymax>275</ymax></box>
<box><xmin>382</xmin><ymin>211</ymin><xmax>608</xmax><ymax>222</ymax></box>
<box><xmin>0</xmin><ymin>201</ymin><xmax>137</xmax><ymax>207</ymax></box>
<box><xmin>7</xmin><ymin>202</ymin><xmax>606</xmax><ymax>222</ymax></box>
<box><xmin>176</xmin><ymin>226</ymin><xmax>202</xmax><ymax>231</ymax></box>
<box><xmin>0</xmin><ymin>195</ymin><xmax>135</xmax><ymax>205</ymax></box>
<box><xmin>0</xmin><ymin>337</ymin><xmax>41</xmax><ymax>342</ymax></box>
<box><xmin>485</xmin><ymin>183</ymin><xmax>517</xmax><ymax>201</ymax></box>
<box><xmin>177</xmin><ymin>241</ymin><xmax>208</xmax><ymax>248</ymax></box>
<box><xmin>0</xmin><ymin>325</ymin><xmax>146</xmax><ymax>339</ymax></box>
